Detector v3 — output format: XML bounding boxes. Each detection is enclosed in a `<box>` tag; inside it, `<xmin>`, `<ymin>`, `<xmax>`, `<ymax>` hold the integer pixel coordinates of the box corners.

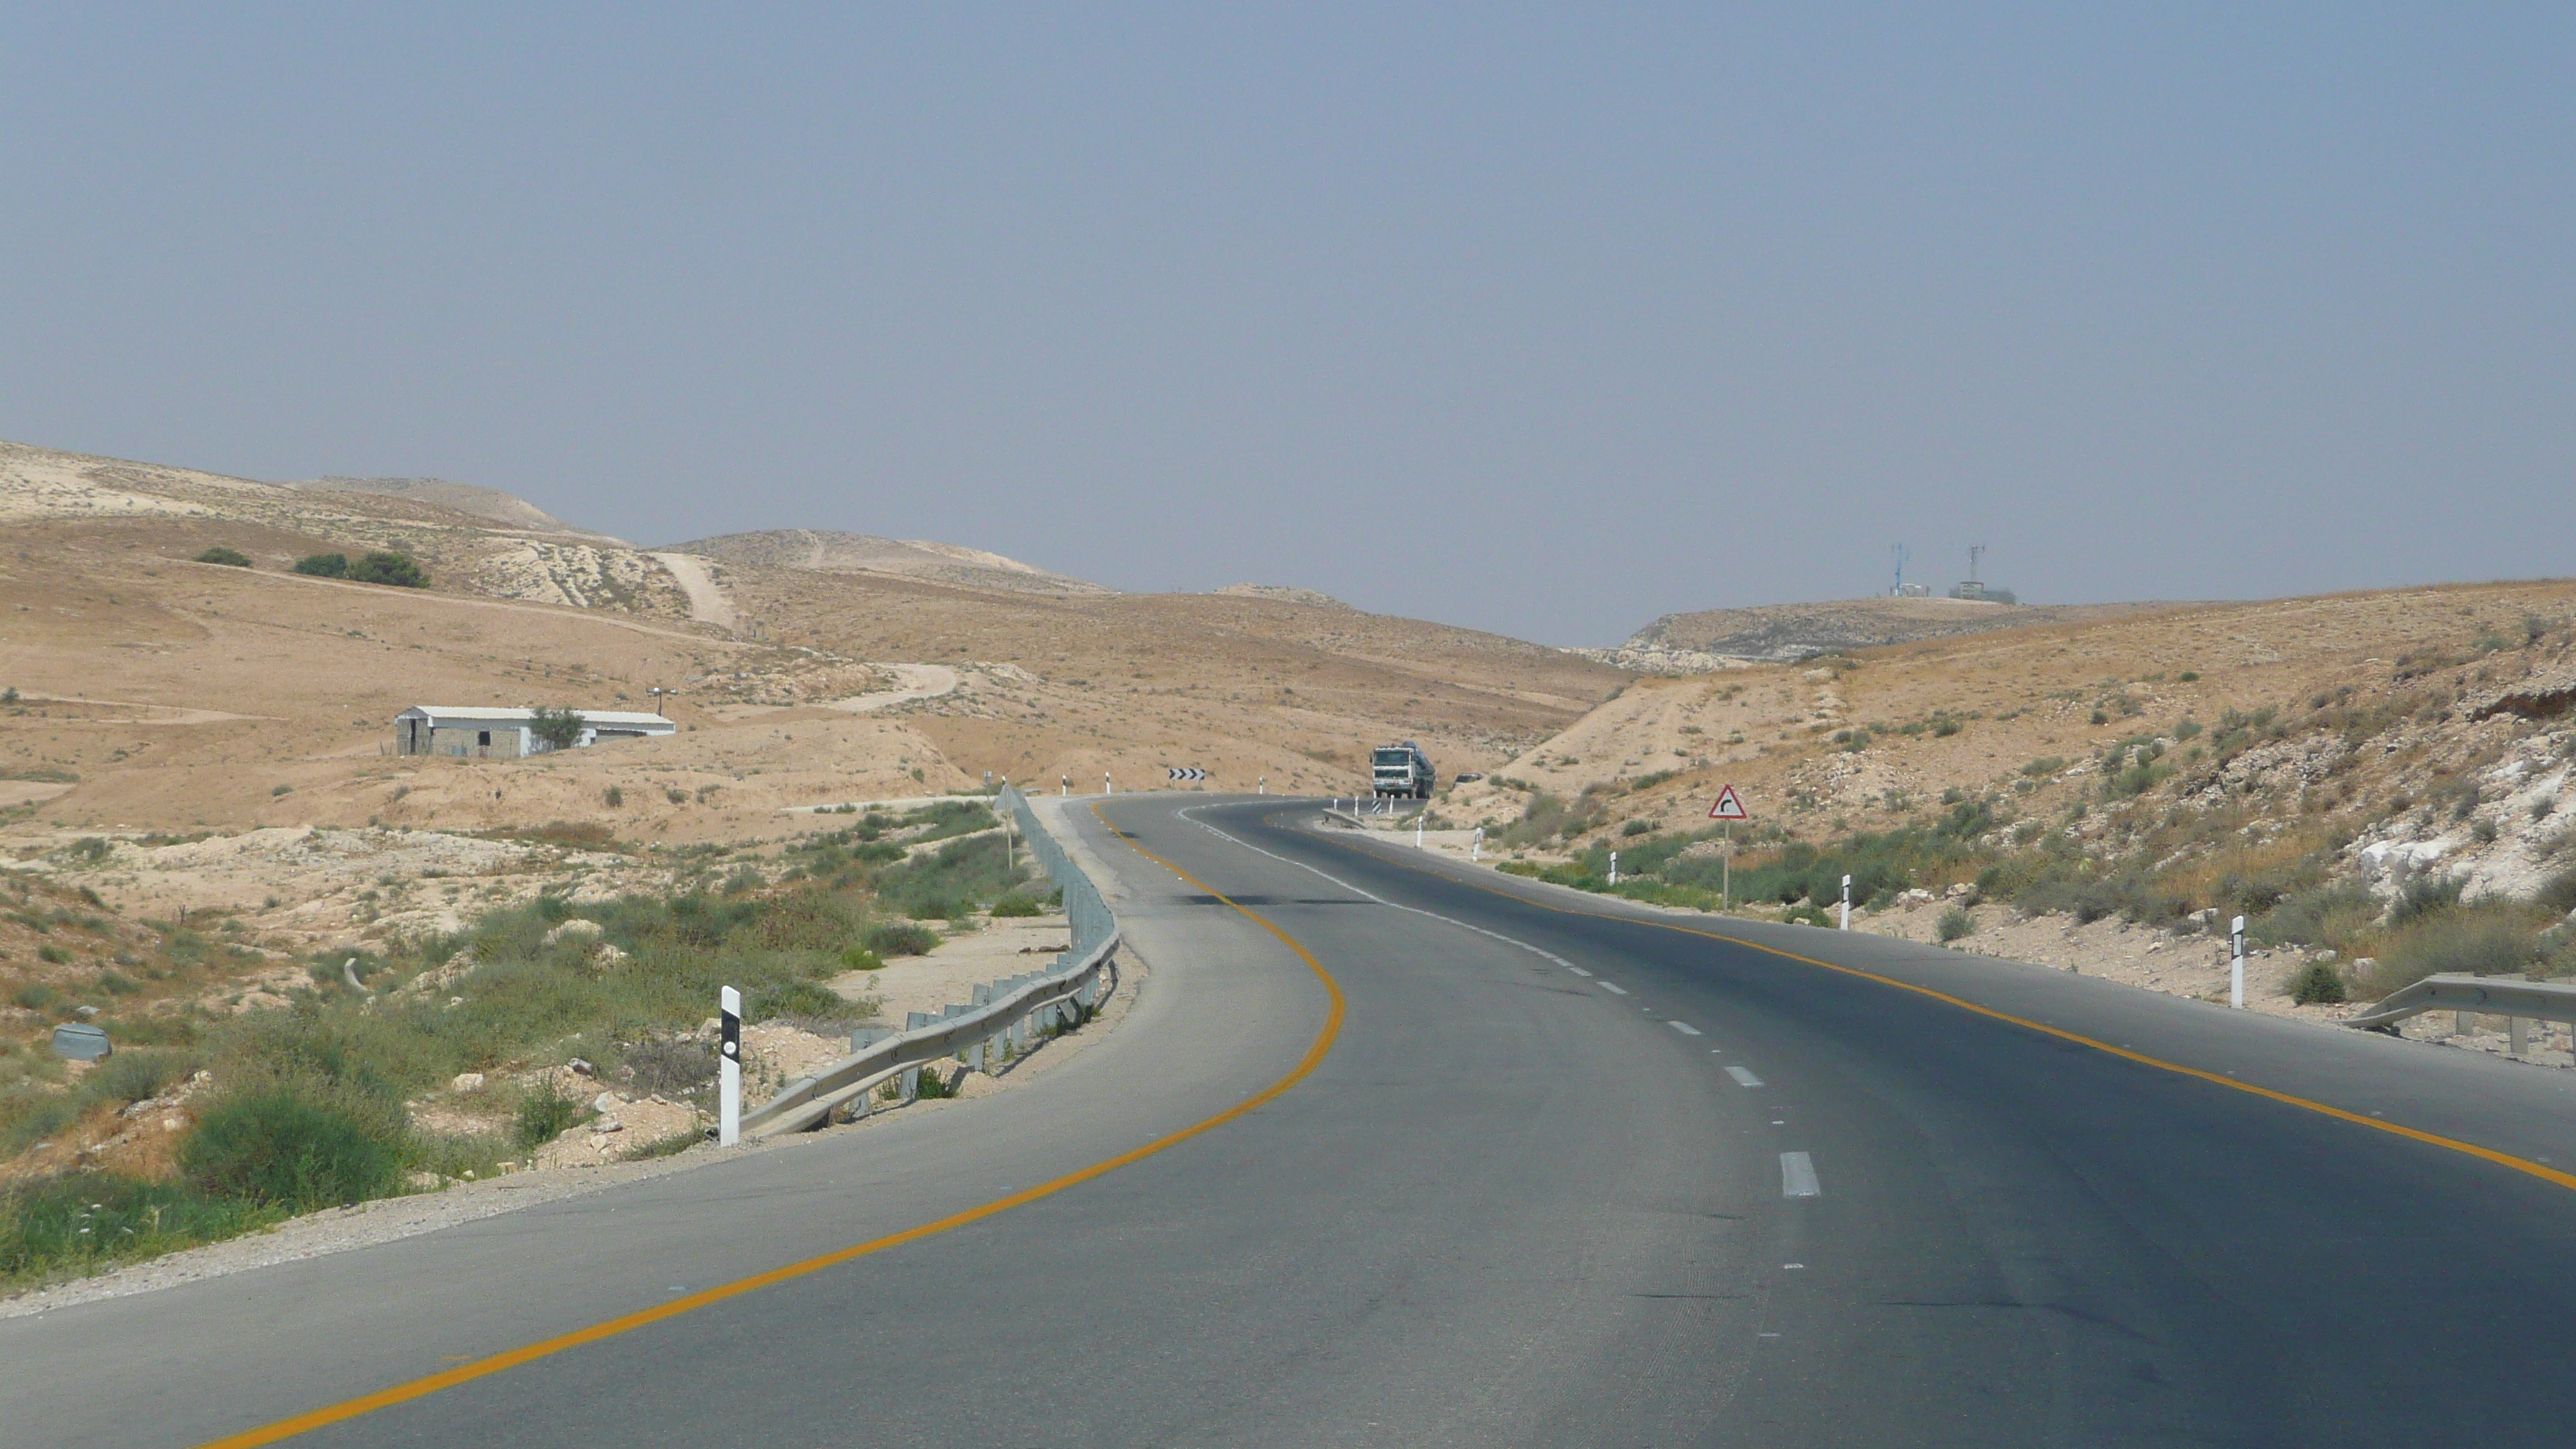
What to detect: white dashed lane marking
<box><xmin>1725</xmin><ymin>1065</ymin><xmax>1765</xmax><ymax>1088</ymax></box>
<box><xmin>1566</xmin><ymin>967</ymin><xmax>1594</xmax><ymax>978</ymax></box>
<box><xmin>1667</xmin><ymin>1021</ymin><xmax>1702</xmax><ymax>1036</ymax></box>
<box><xmin>1780</xmin><ymin>1153</ymin><xmax>1821</xmax><ymax>1198</ymax></box>
<box><xmin>1598</xmin><ymin>982</ymin><xmax>1629</xmax><ymax>995</ymax></box>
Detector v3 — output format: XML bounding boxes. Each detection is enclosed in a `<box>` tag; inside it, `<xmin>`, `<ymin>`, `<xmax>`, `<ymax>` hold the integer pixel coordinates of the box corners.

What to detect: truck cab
<box><xmin>1371</xmin><ymin>742</ymin><xmax>1437</xmax><ymax>800</ymax></box>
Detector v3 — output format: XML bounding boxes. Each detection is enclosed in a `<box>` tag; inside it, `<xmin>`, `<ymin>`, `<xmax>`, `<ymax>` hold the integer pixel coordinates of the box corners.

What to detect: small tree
<box><xmin>529</xmin><ymin>707</ymin><xmax>584</xmax><ymax>752</ymax></box>
<box><xmin>351</xmin><ymin>550</ymin><xmax>428</xmax><ymax>587</ymax></box>
<box><xmin>293</xmin><ymin>553</ymin><xmax>350</xmax><ymax>578</ymax></box>
<box><xmin>195</xmin><ymin>546</ymin><xmax>253</xmax><ymax>567</ymax></box>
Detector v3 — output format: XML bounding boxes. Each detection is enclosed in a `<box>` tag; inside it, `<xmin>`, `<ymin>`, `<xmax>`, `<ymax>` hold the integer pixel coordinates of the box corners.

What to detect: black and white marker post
<box><xmin>2229</xmin><ymin>915</ymin><xmax>2248</xmax><ymax>1009</ymax></box>
<box><xmin>1841</xmin><ymin>874</ymin><xmax>1853</xmax><ymax>930</ymax></box>
<box><xmin>718</xmin><ymin>985</ymin><xmax>742</xmax><ymax>1146</ymax></box>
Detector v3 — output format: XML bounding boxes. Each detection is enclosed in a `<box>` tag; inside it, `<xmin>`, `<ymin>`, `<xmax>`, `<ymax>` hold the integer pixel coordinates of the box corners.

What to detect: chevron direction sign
<box><xmin>1166</xmin><ymin>767</ymin><xmax>1207</xmax><ymax>782</ymax></box>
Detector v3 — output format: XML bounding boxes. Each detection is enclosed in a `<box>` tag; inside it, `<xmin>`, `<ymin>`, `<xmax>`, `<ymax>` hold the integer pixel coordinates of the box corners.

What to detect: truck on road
<box><xmin>1371</xmin><ymin>741</ymin><xmax>1437</xmax><ymax>799</ymax></box>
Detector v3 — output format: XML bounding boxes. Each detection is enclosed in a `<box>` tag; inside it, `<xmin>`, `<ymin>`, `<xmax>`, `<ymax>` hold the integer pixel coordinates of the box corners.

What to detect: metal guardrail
<box><xmin>998</xmin><ymin>783</ymin><xmax>1114</xmax><ymax>960</ymax></box>
<box><xmin>738</xmin><ymin>786</ymin><xmax>1120</xmax><ymax>1138</ymax></box>
<box><xmin>2344</xmin><ymin>974</ymin><xmax>2576</xmax><ymax>1053</ymax></box>
<box><xmin>738</xmin><ymin>934</ymin><xmax>1118</xmax><ymax>1138</ymax></box>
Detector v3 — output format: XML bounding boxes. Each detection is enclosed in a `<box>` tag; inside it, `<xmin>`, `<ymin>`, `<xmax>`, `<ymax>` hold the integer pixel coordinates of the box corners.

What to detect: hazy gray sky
<box><xmin>5</xmin><ymin>6</ymin><xmax>2568</xmax><ymax>645</ymax></box>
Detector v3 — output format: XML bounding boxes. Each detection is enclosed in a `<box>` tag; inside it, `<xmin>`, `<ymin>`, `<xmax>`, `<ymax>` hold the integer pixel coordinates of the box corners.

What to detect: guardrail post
<box><xmin>2456</xmin><ymin>1010</ymin><xmax>2473</xmax><ymax>1036</ymax></box>
<box><xmin>2509</xmin><ymin>1016</ymin><xmax>2528</xmax><ymax>1056</ymax></box>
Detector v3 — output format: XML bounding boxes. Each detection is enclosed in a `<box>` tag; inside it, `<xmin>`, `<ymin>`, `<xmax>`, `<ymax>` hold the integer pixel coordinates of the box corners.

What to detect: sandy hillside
<box><xmin>1618</xmin><ymin>595</ymin><xmax>2183</xmax><ymax>664</ymax></box>
<box><xmin>670</xmin><ymin>529</ymin><xmax>1117</xmax><ymax>598</ymax></box>
<box><xmin>1445</xmin><ymin>581</ymin><xmax>2576</xmax><ymax>927</ymax></box>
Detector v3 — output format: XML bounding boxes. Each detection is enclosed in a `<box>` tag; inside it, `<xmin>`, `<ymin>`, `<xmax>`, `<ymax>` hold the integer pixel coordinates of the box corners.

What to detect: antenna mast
<box><xmin>1890</xmin><ymin>543</ymin><xmax>1908</xmax><ymax>597</ymax></box>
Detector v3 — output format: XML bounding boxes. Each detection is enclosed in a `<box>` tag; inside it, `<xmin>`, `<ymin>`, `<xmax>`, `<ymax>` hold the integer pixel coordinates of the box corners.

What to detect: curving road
<box><xmin>9</xmin><ymin>795</ymin><xmax>2576</xmax><ymax>1446</ymax></box>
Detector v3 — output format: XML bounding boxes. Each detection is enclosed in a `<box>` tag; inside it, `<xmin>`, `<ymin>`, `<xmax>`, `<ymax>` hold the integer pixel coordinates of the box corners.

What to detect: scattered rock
<box><xmin>543</xmin><ymin>919</ymin><xmax>605</xmax><ymax>944</ymax></box>
<box><xmin>450</xmin><ymin>1072</ymin><xmax>486</xmax><ymax>1092</ymax></box>
<box><xmin>567</xmin><ymin>1057</ymin><xmax>595</xmax><ymax>1077</ymax></box>
<box><xmin>591</xmin><ymin>1091</ymin><xmax>620</xmax><ymax>1114</ymax></box>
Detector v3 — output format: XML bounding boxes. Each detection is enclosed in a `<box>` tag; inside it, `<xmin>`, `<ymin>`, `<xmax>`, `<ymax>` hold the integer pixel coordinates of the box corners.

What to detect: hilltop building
<box><xmin>394</xmin><ymin>706</ymin><xmax>675</xmax><ymax>759</ymax></box>
<box><xmin>1946</xmin><ymin>580</ymin><xmax>2019</xmax><ymax>605</ymax></box>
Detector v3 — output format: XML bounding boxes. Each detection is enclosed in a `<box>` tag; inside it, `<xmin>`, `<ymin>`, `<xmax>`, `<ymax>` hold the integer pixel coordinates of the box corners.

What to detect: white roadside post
<box><xmin>2229</xmin><ymin>916</ymin><xmax>2247</xmax><ymax>1009</ymax></box>
<box><xmin>1471</xmin><ymin>826</ymin><xmax>1485</xmax><ymax>862</ymax></box>
<box><xmin>1259</xmin><ymin>776</ymin><xmax>1266</xmax><ymax>795</ymax></box>
<box><xmin>1105</xmin><ymin>773</ymin><xmax>1113</xmax><ymax>794</ymax></box>
<box><xmin>718</xmin><ymin>985</ymin><xmax>742</xmax><ymax>1147</ymax></box>
<box><xmin>1609</xmin><ymin>851</ymin><xmax>1619</xmax><ymax>886</ymax></box>
<box><xmin>1840</xmin><ymin>875</ymin><xmax>1852</xmax><ymax>930</ymax></box>
<box><xmin>1060</xmin><ymin>775</ymin><xmax>1068</xmax><ymax>796</ymax></box>
<box><xmin>1416</xmin><ymin>810</ymin><xmax>1426</xmax><ymax>848</ymax></box>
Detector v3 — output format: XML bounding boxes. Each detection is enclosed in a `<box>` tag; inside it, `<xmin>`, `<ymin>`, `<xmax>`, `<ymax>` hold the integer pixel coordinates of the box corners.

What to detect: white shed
<box><xmin>394</xmin><ymin>707</ymin><xmax>676</xmax><ymax>759</ymax></box>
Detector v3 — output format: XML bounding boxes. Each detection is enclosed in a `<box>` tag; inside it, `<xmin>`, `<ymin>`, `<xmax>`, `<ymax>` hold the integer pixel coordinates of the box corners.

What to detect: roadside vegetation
<box><xmin>1499</xmin><ymin>779</ymin><xmax>2576</xmax><ymax>999</ymax></box>
<box><xmin>1</xmin><ymin>802</ymin><xmax>1040</xmax><ymax>1293</ymax></box>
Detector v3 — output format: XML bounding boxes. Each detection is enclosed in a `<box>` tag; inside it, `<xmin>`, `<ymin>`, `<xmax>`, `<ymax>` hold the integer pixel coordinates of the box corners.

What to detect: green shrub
<box><xmin>988</xmin><ymin>893</ymin><xmax>1043</xmax><ymax>918</ymax></box>
<box><xmin>2252</xmin><ymin>885</ymin><xmax>2380</xmax><ymax>954</ymax></box>
<box><xmin>2539</xmin><ymin>868</ymin><xmax>2576</xmax><ymax>916</ymax></box>
<box><xmin>625</xmin><ymin>1040</ymin><xmax>717</xmax><ymax>1095</ymax></box>
<box><xmin>1937</xmin><ymin>906</ymin><xmax>1975</xmax><ymax>943</ymax></box>
<box><xmin>88</xmin><ymin>1049</ymin><xmax>195</xmax><ymax>1106</ymax></box>
<box><xmin>1620</xmin><ymin>820</ymin><xmax>1656</xmax><ymax>838</ymax></box>
<box><xmin>2390</xmin><ymin>874</ymin><xmax>2465</xmax><ymax>925</ymax></box>
<box><xmin>512</xmin><ymin>1077</ymin><xmax>587</xmax><ymax>1150</ymax></box>
<box><xmin>2369</xmin><ymin>909</ymin><xmax>2540</xmax><ymax>996</ymax></box>
<box><xmin>2290</xmin><ymin>961</ymin><xmax>2349</xmax><ymax>1005</ymax></box>
<box><xmin>11</xmin><ymin>983</ymin><xmax>57</xmax><ymax>1010</ymax></box>
<box><xmin>349</xmin><ymin>551</ymin><xmax>428</xmax><ymax>587</ymax></box>
<box><xmin>0</xmin><ymin>1087</ymin><xmax>79</xmax><ymax>1157</ymax></box>
<box><xmin>2</xmin><ymin>1174</ymin><xmax>282</xmax><ymax>1290</ymax></box>
<box><xmin>529</xmin><ymin>707</ymin><xmax>584</xmax><ymax>752</ymax></box>
<box><xmin>292</xmin><ymin>553</ymin><xmax>350</xmax><ymax>578</ymax></box>
<box><xmin>745</xmin><ymin>979</ymin><xmax>855</xmax><ymax>1024</ymax></box>
<box><xmin>602</xmin><ymin>785</ymin><xmax>623</xmax><ymax>807</ymax></box>
<box><xmin>37</xmin><ymin>944</ymin><xmax>70</xmax><ymax>964</ymax></box>
<box><xmin>863</xmin><ymin>921</ymin><xmax>940</xmax><ymax>957</ymax></box>
<box><xmin>194</xmin><ymin>546</ymin><xmax>253</xmax><ymax>567</ymax></box>
<box><xmin>181</xmin><ymin>1090</ymin><xmax>403</xmax><ymax>1210</ymax></box>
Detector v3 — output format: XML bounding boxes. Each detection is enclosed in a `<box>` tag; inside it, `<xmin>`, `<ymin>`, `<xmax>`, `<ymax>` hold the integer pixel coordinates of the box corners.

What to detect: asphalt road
<box><xmin>9</xmin><ymin>793</ymin><xmax>2576</xmax><ymax>1446</ymax></box>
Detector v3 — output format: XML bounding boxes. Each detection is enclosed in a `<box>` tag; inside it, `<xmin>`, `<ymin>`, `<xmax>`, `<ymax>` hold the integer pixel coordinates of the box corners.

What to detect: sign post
<box><xmin>1709</xmin><ymin>786</ymin><xmax>1750</xmax><ymax>911</ymax></box>
<box><xmin>718</xmin><ymin>985</ymin><xmax>742</xmax><ymax>1147</ymax></box>
<box><xmin>2230</xmin><ymin>915</ymin><xmax>2248</xmax><ymax>1009</ymax></box>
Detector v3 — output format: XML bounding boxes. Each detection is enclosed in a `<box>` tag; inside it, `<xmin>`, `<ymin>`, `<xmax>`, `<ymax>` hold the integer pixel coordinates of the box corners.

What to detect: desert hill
<box><xmin>670</xmin><ymin>529</ymin><xmax>1115</xmax><ymax>598</ymax></box>
<box><xmin>2</xmin><ymin>440</ymin><xmax>698</xmax><ymax>618</ymax></box>
<box><xmin>1622</xmin><ymin>595</ymin><xmax>2180</xmax><ymax>664</ymax></box>
<box><xmin>0</xmin><ymin>436</ymin><xmax>1628</xmax><ymax>849</ymax></box>
<box><xmin>1447</xmin><ymin>581</ymin><xmax>2576</xmax><ymax>975</ymax></box>
<box><xmin>284</xmin><ymin>475</ymin><xmax>607</xmax><ymax>539</ymax></box>
<box><xmin>1215</xmin><ymin>584</ymin><xmax>1352</xmax><ymax>610</ymax></box>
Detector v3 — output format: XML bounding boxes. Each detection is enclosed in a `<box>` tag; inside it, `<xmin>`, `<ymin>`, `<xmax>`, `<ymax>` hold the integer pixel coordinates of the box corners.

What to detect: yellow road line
<box><xmin>1307</xmin><ymin>819</ymin><xmax>2576</xmax><ymax>1194</ymax></box>
<box><xmin>200</xmin><ymin>800</ymin><xmax>1343</xmax><ymax>1448</ymax></box>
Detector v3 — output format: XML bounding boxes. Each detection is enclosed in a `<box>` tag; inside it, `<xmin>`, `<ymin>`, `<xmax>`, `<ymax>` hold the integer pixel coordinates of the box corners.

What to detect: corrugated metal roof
<box><xmin>396</xmin><ymin>707</ymin><xmax>675</xmax><ymax>728</ymax></box>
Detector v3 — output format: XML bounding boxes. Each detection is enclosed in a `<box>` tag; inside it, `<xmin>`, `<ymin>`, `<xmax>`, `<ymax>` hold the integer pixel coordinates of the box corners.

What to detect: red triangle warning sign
<box><xmin>1708</xmin><ymin>785</ymin><xmax>1749</xmax><ymax>820</ymax></box>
